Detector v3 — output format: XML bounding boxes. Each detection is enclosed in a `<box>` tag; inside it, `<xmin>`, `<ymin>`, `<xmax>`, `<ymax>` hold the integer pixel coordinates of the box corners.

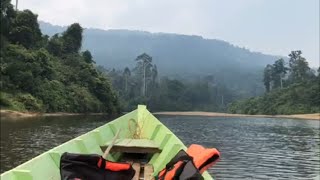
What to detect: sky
<box><xmin>15</xmin><ymin>0</ymin><xmax>319</xmax><ymax>67</ymax></box>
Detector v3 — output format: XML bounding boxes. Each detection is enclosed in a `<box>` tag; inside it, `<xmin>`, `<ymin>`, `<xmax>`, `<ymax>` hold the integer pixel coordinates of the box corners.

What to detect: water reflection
<box><xmin>0</xmin><ymin>115</ymin><xmax>111</xmax><ymax>172</ymax></box>
<box><xmin>159</xmin><ymin>116</ymin><xmax>320</xmax><ymax>179</ymax></box>
<box><xmin>1</xmin><ymin>115</ymin><xmax>319</xmax><ymax>179</ymax></box>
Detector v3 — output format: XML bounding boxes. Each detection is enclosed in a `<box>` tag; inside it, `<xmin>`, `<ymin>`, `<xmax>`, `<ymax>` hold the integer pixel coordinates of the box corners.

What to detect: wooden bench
<box><xmin>131</xmin><ymin>163</ymin><xmax>154</xmax><ymax>180</ymax></box>
<box><xmin>100</xmin><ymin>139</ymin><xmax>158</xmax><ymax>179</ymax></box>
<box><xmin>101</xmin><ymin>139</ymin><xmax>162</xmax><ymax>154</ymax></box>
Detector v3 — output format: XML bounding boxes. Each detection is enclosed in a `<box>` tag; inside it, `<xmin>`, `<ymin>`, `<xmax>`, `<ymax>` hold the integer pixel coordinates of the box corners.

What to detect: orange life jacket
<box><xmin>187</xmin><ymin>144</ymin><xmax>220</xmax><ymax>174</ymax></box>
<box><xmin>97</xmin><ymin>157</ymin><xmax>131</xmax><ymax>171</ymax></box>
<box><xmin>158</xmin><ymin>144</ymin><xmax>220</xmax><ymax>180</ymax></box>
<box><xmin>60</xmin><ymin>152</ymin><xmax>135</xmax><ymax>180</ymax></box>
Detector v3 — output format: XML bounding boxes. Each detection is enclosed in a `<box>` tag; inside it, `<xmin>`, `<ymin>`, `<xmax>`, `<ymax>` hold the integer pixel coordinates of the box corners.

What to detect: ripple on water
<box><xmin>160</xmin><ymin>116</ymin><xmax>320</xmax><ymax>180</ymax></box>
<box><xmin>1</xmin><ymin>115</ymin><xmax>320</xmax><ymax>179</ymax></box>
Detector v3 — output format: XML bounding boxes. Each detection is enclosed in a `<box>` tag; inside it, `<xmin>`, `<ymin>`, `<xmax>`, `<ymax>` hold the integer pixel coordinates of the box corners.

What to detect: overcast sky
<box><xmin>16</xmin><ymin>0</ymin><xmax>319</xmax><ymax>67</ymax></box>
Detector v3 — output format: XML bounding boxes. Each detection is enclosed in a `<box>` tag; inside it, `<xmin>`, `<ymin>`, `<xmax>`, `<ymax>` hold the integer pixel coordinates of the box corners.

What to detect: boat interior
<box><xmin>1</xmin><ymin>105</ymin><xmax>212</xmax><ymax>180</ymax></box>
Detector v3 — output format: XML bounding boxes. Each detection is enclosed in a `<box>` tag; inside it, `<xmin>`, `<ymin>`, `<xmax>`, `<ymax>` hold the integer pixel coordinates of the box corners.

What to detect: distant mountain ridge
<box><xmin>39</xmin><ymin>21</ymin><xmax>280</xmax><ymax>71</ymax></box>
<box><xmin>39</xmin><ymin>21</ymin><xmax>282</xmax><ymax>97</ymax></box>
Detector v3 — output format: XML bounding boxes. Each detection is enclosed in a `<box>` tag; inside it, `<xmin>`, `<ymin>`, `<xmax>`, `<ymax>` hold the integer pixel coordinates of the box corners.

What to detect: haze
<box><xmin>16</xmin><ymin>0</ymin><xmax>319</xmax><ymax>67</ymax></box>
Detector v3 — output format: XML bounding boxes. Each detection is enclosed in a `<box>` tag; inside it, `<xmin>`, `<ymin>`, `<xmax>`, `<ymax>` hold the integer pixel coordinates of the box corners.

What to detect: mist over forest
<box><xmin>39</xmin><ymin>21</ymin><xmax>282</xmax><ymax>99</ymax></box>
<box><xmin>1</xmin><ymin>4</ymin><xmax>318</xmax><ymax>114</ymax></box>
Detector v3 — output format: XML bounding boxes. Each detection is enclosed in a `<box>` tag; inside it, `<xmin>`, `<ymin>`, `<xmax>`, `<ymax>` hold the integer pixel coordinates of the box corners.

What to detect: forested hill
<box><xmin>40</xmin><ymin>21</ymin><xmax>279</xmax><ymax>72</ymax></box>
<box><xmin>40</xmin><ymin>21</ymin><xmax>283</xmax><ymax>98</ymax></box>
<box><xmin>0</xmin><ymin>3</ymin><xmax>120</xmax><ymax>113</ymax></box>
<box><xmin>228</xmin><ymin>52</ymin><xmax>320</xmax><ymax>115</ymax></box>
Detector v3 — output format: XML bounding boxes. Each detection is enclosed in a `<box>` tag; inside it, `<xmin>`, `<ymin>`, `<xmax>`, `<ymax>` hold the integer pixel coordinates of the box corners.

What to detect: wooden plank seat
<box><xmin>131</xmin><ymin>163</ymin><xmax>154</xmax><ymax>180</ymax></box>
<box><xmin>132</xmin><ymin>163</ymin><xmax>141</xmax><ymax>180</ymax></box>
<box><xmin>100</xmin><ymin>139</ymin><xmax>162</xmax><ymax>154</ymax></box>
<box><xmin>144</xmin><ymin>164</ymin><xmax>154</xmax><ymax>180</ymax></box>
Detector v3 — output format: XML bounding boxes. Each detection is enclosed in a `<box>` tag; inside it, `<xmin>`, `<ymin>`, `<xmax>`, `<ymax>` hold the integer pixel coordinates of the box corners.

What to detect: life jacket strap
<box><xmin>158</xmin><ymin>150</ymin><xmax>197</xmax><ymax>180</ymax></box>
<box><xmin>165</xmin><ymin>151</ymin><xmax>193</xmax><ymax>169</ymax></box>
<box><xmin>97</xmin><ymin>157</ymin><xmax>131</xmax><ymax>171</ymax></box>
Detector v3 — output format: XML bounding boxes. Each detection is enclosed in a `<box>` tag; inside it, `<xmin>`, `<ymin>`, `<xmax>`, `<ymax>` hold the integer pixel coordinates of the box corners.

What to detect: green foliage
<box><xmin>1</xmin><ymin>0</ymin><xmax>16</xmax><ymax>41</ymax></box>
<box><xmin>271</xmin><ymin>58</ymin><xmax>287</xmax><ymax>89</ymax></box>
<box><xmin>82</xmin><ymin>50</ymin><xmax>94</xmax><ymax>63</ymax></box>
<box><xmin>230</xmin><ymin>85</ymin><xmax>312</xmax><ymax>115</ymax></box>
<box><xmin>0</xmin><ymin>92</ymin><xmax>43</xmax><ymax>112</ymax></box>
<box><xmin>40</xmin><ymin>23</ymin><xmax>282</xmax><ymax>99</ymax></box>
<box><xmin>135</xmin><ymin>53</ymin><xmax>153</xmax><ymax>96</ymax></box>
<box><xmin>107</xmin><ymin>63</ymin><xmax>238</xmax><ymax>112</ymax></box>
<box><xmin>46</xmin><ymin>34</ymin><xmax>63</xmax><ymax>56</ymax></box>
<box><xmin>0</xmin><ymin>4</ymin><xmax>120</xmax><ymax>114</ymax></box>
<box><xmin>288</xmin><ymin>50</ymin><xmax>310</xmax><ymax>82</ymax></box>
<box><xmin>9</xmin><ymin>10</ymin><xmax>42</xmax><ymax>48</ymax></box>
<box><xmin>61</xmin><ymin>23</ymin><xmax>83</xmax><ymax>53</ymax></box>
<box><xmin>229</xmin><ymin>52</ymin><xmax>319</xmax><ymax>115</ymax></box>
<box><xmin>263</xmin><ymin>64</ymin><xmax>273</xmax><ymax>92</ymax></box>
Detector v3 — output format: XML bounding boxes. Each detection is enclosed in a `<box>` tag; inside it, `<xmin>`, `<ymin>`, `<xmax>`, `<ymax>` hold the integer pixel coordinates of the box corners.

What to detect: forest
<box><xmin>1</xmin><ymin>0</ymin><xmax>319</xmax><ymax>115</ymax></box>
<box><xmin>101</xmin><ymin>53</ymin><xmax>236</xmax><ymax>112</ymax></box>
<box><xmin>0</xmin><ymin>1</ymin><xmax>120</xmax><ymax>113</ymax></box>
<box><xmin>228</xmin><ymin>51</ymin><xmax>320</xmax><ymax>115</ymax></box>
<box><xmin>0</xmin><ymin>1</ymin><xmax>240</xmax><ymax>113</ymax></box>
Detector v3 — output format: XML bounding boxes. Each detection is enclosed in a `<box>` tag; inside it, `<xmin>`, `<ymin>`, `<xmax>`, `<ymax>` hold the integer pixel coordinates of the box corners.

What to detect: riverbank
<box><xmin>154</xmin><ymin>111</ymin><xmax>320</xmax><ymax>120</ymax></box>
<box><xmin>0</xmin><ymin>109</ymin><xmax>105</xmax><ymax>119</ymax></box>
<box><xmin>1</xmin><ymin>109</ymin><xmax>319</xmax><ymax>120</ymax></box>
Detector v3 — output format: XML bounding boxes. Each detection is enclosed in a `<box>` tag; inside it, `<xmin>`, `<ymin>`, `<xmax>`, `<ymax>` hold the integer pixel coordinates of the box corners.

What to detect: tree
<box><xmin>272</xmin><ymin>58</ymin><xmax>288</xmax><ymax>89</ymax></box>
<box><xmin>288</xmin><ymin>51</ymin><xmax>310</xmax><ymax>82</ymax></box>
<box><xmin>62</xmin><ymin>23</ymin><xmax>83</xmax><ymax>53</ymax></box>
<box><xmin>1</xmin><ymin>0</ymin><xmax>16</xmax><ymax>40</ymax></box>
<box><xmin>9</xmin><ymin>9</ymin><xmax>42</xmax><ymax>48</ymax></box>
<box><xmin>135</xmin><ymin>53</ymin><xmax>152</xmax><ymax>96</ymax></box>
<box><xmin>46</xmin><ymin>34</ymin><xmax>63</xmax><ymax>56</ymax></box>
<box><xmin>0</xmin><ymin>6</ymin><xmax>120</xmax><ymax>114</ymax></box>
<box><xmin>151</xmin><ymin>65</ymin><xmax>158</xmax><ymax>84</ymax></box>
<box><xmin>82</xmin><ymin>50</ymin><xmax>94</xmax><ymax>63</ymax></box>
<box><xmin>263</xmin><ymin>64</ymin><xmax>273</xmax><ymax>92</ymax></box>
<box><xmin>123</xmin><ymin>67</ymin><xmax>131</xmax><ymax>93</ymax></box>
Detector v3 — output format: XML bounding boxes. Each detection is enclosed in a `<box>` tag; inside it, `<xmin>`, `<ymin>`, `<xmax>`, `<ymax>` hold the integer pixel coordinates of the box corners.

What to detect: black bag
<box><xmin>60</xmin><ymin>152</ymin><xmax>135</xmax><ymax>180</ymax></box>
<box><xmin>158</xmin><ymin>150</ymin><xmax>204</xmax><ymax>180</ymax></box>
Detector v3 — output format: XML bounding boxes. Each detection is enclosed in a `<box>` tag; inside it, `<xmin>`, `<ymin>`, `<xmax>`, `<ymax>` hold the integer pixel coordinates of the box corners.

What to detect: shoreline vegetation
<box><xmin>1</xmin><ymin>109</ymin><xmax>319</xmax><ymax>120</ymax></box>
<box><xmin>1</xmin><ymin>4</ymin><xmax>319</xmax><ymax>118</ymax></box>
<box><xmin>154</xmin><ymin>112</ymin><xmax>320</xmax><ymax>120</ymax></box>
<box><xmin>0</xmin><ymin>109</ymin><xmax>105</xmax><ymax>119</ymax></box>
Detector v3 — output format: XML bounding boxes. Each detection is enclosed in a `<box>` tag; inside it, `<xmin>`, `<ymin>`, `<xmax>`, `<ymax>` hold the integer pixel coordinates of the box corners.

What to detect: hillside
<box><xmin>228</xmin><ymin>80</ymin><xmax>319</xmax><ymax>115</ymax></box>
<box><xmin>228</xmin><ymin>54</ymin><xmax>320</xmax><ymax>115</ymax></box>
<box><xmin>0</xmin><ymin>6</ymin><xmax>120</xmax><ymax>113</ymax></box>
<box><xmin>39</xmin><ymin>21</ymin><xmax>283</xmax><ymax>97</ymax></box>
<box><xmin>39</xmin><ymin>21</ymin><xmax>279</xmax><ymax>71</ymax></box>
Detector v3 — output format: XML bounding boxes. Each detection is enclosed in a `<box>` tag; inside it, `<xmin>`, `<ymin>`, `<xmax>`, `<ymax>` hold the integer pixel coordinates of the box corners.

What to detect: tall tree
<box><xmin>9</xmin><ymin>9</ymin><xmax>42</xmax><ymax>48</ymax></box>
<box><xmin>151</xmin><ymin>65</ymin><xmax>158</xmax><ymax>84</ymax></box>
<box><xmin>123</xmin><ymin>67</ymin><xmax>131</xmax><ymax>93</ymax></box>
<box><xmin>263</xmin><ymin>64</ymin><xmax>273</xmax><ymax>92</ymax></box>
<box><xmin>1</xmin><ymin>0</ymin><xmax>16</xmax><ymax>41</ymax></box>
<box><xmin>272</xmin><ymin>58</ymin><xmax>288</xmax><ymax>89</ymax></box>
<box><xmin>135</xmin><ymin>53</ymin><xmax>152</xmax><ymax>96</ymax></box>
<box><xmin>288</xmin><ymin>50</ymin><xmax>310</xmax><ymax>82</ymax></box>
<box><xmin>62</xmin><ymin>23</ymin><xmax>83</xmax><ymax>53</ymax></box>
<box><xmin>82</xmin><ymin>50</ymin><xmax>94</xmax><ymax>63</ymax></box>
<box><xmin>46</xmin><ymin>34</ymin><xmax>63</xmax><ymax>56</ymax></box>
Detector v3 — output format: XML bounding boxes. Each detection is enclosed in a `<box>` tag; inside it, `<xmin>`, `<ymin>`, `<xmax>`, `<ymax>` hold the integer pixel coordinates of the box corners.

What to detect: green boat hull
<box><xmin>1</xmin><ymin>105</ymin><xmax>213</xmax><ymax>180</ymax></box>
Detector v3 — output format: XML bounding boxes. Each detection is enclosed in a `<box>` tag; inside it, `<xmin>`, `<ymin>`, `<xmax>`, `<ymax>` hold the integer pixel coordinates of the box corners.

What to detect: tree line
<box><xmin>101</xmin><ymin>53</ymin><xmax>237</xmax><ymax>112</ymax></box>
<box><xmin>0</xmin><ymin>1</ymin><xmax>120</xmax><ymax>113</ymax></box>
<box><xmin>228</xmin><ymin>51</ymin><xmax>319</xmax><ymax>115</ymax></box>
<box><xmin>263</xmin><ymin>51</ymin><xmax>315</xmax><ymax>92</ymax></box>
<box><xmin>2</xmin><ymin>0</ymin><xmax>317</xmax><ymax>115</ymax></box>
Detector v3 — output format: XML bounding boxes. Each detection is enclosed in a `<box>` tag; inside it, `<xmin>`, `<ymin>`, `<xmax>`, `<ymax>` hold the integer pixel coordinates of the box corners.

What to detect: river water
<box><xmin>1</xmin><ymin>115</ymin><xmax>319</xmax><ymax>179</ymax></box>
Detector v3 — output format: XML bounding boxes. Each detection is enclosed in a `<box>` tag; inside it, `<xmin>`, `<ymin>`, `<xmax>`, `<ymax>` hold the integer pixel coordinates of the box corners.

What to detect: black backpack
<box><xmin>157</xmin><ymin>150</ymin><xmax>204</xmax><ymax>180</ymax></box>
<box><xmin>60</xmin><ymin>152</ymin><xmax>135</xmax><ymax>180</ymax></box>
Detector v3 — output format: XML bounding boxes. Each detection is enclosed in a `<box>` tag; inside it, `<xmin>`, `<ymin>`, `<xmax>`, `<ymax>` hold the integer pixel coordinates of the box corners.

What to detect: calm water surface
<box><xmin>1</xmin><ymin>115</ymin><xmax>319</xmax><ymax>179</ymax></box>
